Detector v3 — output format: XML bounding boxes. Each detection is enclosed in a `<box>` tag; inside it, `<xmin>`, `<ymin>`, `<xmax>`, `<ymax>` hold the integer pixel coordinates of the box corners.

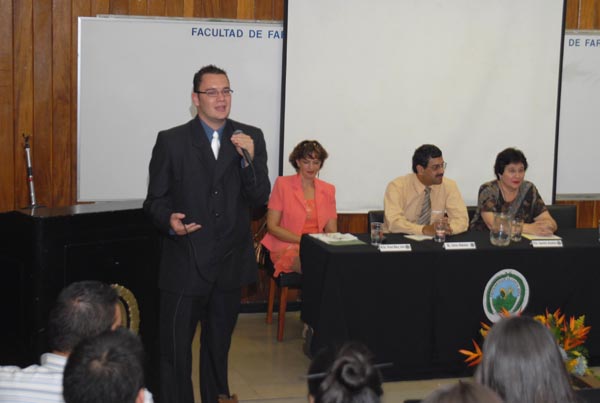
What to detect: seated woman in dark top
<box><xmin>469</xmin><ymin>147</ymin><xmax>557</xmax><ymax>236</ymax></box>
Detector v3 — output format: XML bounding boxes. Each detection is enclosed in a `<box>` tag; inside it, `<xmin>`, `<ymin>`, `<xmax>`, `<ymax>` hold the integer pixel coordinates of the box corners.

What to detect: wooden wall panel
<box><xmin>255</xmin><ymin>0</ymin><xmax>273</xmax><ymax>20</ymax></box>
<box><xmin>0</xmin><ymin>0</ymin><xmax>15</xmax><ymax>212</ymax></box>
<box><xmin>91</xmin><ymin>0</ymin><xmax>110</xmax><ymax>16</ymax></box>
<box><xmin>33</xmin><ymin>1</ymin><xmax>53</xmax><ymax>208</ymax></box>
<box><xmin>580</xmin><ymin>0</ymin><xmax>600</xmax><ymax>28</ymax></box>
<box><xmin>221</xmin><ymin>0</ymin><xmax>237</xmax><ymax>19</ymax></box>
<box><xmin>273</xmin><ymin>0</ymin><xmax>283</xmax><ymax>20</ymax></box>
<box><xmin>166</xmin><ymin>0</ymin><xmax>183</xmax><ymax>17</ymax></box>
<box><xmin>129</xmin><ymin>0</ymin><xmax>147</xmax><ymax>16</ymax></box>
<box><xmin>237</xmin><ymin>0</ymin><xmax>253</xmax><ymax>20</ymax></box>
<box><xmin>13</xmin><ymin>0</ymin><xmax>34</xmax><ymax>209</ymax></box>
<box><xmin>199</xmin><ymin>0</ymin><xmax>220</xmax><ymax>18</ymax></box>
<box><xmin>52</xmin><ymin>0</ymin><xmax>72</xmax><ymax>207</ymax></box>
<box><xmin>109</xmin><ymin>0</ymin><xmax>128</xmax><ymax>14</ymax></box>
<box><xmin>565</xmin><ymin>0</ymin><xmax>581</xmax><ymax>29</ymax></box>
<box><xmin>147</xmin><ymin>0</ymin><xmax>166</xmax><ymax>16</ymax></box>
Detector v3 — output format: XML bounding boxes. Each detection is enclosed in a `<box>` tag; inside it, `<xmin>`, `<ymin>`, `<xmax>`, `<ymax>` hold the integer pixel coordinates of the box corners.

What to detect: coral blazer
<box><xmin>261</xmin><ymin>174</ymin><xmax>337</xmax><ymax>253</ymax></box>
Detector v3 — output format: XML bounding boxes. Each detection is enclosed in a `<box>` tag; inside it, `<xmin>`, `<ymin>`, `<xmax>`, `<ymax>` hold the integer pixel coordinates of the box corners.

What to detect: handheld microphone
<box><xmin>233</xmin><ymin>129</ymin><xmax>253</xmax><ymax>166</ymax></box>
<box><xmin>232</xmin><ymin>128</ymin><xmax>256</xmax><ymax>184</ymax></box>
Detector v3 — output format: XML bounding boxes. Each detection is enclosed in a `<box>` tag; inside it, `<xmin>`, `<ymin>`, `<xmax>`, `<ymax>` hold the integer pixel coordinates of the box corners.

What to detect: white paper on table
<box><xmin>309</xmin><ymin>232</ymin><xmax>364</xmax><ymax>245</ymax></box>
<box><xmin>521</xmin><ymin>233</ymin><xmax>562</xmax><ymax>240</ymax></box>
<box><xmin>404</xmin><ymin>234</ymin><xmax>434</xmax><ymax>241</ymax></box>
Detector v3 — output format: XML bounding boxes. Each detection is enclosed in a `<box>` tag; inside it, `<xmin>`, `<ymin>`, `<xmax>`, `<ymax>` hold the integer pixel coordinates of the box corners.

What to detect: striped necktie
<box><xmin>417</xmin><ymin>186</ymin><xmax>431</xmax><ymax>225</ymax></box>
<box><xmin>211</xmin><ymin>131</ymin><xmax>220</xmax><ymax>159</ymax></box>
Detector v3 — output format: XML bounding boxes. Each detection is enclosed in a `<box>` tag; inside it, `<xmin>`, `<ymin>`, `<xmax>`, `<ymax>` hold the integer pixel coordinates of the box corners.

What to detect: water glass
<box><xmin>434</xmin><ymin>219</ymin><xmax>446</xmax><ymax>243</ymax></box>
<box><xmin>370</xmin><ymin>222</ymin><xmax>383</xmax><ymax>246</ymax></box>
<box><xmin>511</xmin><ymin>218</ymin><xmax>524</xmax><ymax>242</ymax></box>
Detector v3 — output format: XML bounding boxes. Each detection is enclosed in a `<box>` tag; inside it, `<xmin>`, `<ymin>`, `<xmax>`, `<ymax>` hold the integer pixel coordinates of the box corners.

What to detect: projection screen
<box><xmin>283</xmin><ymin>0</ymin><xmax>565</xmax><ymax>212</ymax></box>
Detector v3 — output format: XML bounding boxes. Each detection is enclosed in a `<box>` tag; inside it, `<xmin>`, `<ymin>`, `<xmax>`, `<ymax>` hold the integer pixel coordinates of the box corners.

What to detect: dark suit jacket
<box><xmin>143</xmin><ymin>116</ymin><xmax>270</xmax><ymax>295</ymax></box>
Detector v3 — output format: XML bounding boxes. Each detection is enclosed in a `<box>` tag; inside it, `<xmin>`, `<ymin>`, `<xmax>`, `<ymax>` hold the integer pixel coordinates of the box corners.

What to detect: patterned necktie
<box><xmin>211</xmin><ymin>131</ymin><xmax>220</xmax><ymax>159</ymax></box>
<box><xmin>418</xmin><ymin>186</ymin><xmax>431</xmax><ymax>225</ymax></box>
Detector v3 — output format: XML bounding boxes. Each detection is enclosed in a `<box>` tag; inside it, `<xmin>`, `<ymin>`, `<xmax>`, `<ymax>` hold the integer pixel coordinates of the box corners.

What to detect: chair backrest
<box><xmin>546</xmin><ymin>204</ymin><xmax>577</xmax><ymax>229</ymax></box>
<box><xmin>467</xmin><ymin>205</ymin><xmax>477</xmax><ymax>222</ymax></box>
<box><xmin>367</xmin><ymin>210</ymin><xmax>384</xmax><ymax>228</ymax></box>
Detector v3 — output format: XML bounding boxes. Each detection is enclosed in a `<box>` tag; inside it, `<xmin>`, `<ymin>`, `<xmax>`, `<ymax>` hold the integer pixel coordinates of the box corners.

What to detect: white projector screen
<box><xmin>283</xmin><ymin>0</ymin><xmax>564</xmax><ymax>212</ymax></box>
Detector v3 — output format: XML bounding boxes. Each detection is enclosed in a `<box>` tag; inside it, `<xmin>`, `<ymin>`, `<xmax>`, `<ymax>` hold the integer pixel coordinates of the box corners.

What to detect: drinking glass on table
<box><xmin>370</xmin><ymin>222</ymin><xmax>383</xmax><ymax>246</ymax></box>
<box><xmin>432</xmin><ymin>210</ymin><xmax>446</xmax><ymax>243</ymax></box>
<box><xmin>511</xmin><ymin>217</ymin><xmax>524</xmax><ymax>242</ymax></box>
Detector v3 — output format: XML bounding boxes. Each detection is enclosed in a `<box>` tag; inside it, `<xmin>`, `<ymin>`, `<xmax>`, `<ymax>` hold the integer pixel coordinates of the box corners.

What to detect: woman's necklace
<box><xmin>499</xmin><ymin>182</ymin><xmax>517</xmax><ymax>203</ymax></box>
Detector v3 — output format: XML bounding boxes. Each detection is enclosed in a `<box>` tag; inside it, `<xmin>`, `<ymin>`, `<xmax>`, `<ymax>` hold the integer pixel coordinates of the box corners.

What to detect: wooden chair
<box><xmin>263</xmin><ymin>249</ymin><xmax>303</xmax><ymax>341</ymax></box>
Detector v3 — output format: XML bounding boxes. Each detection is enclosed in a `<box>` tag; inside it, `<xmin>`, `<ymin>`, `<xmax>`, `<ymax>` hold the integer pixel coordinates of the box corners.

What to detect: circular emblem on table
<box><xmin>483</xmin><ymin>269</ymin><xmax>529</xmax><ymax>322</ymax></box>
<box><xmin>111</xmin><ymin>283</ymin><xmax>140</xmax><ymax>334</ymax></box>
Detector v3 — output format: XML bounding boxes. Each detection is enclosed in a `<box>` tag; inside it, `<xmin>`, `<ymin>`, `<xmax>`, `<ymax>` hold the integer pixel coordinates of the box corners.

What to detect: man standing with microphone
<box><xmin>143</xmin><ymin>65</ymin><xmax>270</xmax><ymax>403</ymax></box>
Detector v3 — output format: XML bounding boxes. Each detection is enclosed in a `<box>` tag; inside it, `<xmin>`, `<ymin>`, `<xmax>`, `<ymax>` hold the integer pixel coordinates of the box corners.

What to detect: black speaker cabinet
<box><xmin>0</xmin><ymin>201</ymin><xmax>160</xmax><ymax>396</ymax></box>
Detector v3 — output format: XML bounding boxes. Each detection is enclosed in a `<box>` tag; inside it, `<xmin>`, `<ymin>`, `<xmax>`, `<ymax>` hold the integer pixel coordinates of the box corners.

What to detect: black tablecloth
<box><xmin>300</xmin><ymin>229</ymin><xmax>600</xmax><ymax>380</ymax></box>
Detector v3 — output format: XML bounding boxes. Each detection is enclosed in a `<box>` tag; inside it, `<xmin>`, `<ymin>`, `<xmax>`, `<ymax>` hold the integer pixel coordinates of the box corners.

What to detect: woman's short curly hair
<box><xmin>289</xmin><ymin>140</ymin><xmax>329</xmax><ymax>171</ymax></box>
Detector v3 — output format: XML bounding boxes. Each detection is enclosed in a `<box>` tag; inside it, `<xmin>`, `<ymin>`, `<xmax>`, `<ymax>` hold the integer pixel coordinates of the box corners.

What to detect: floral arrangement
<box><xmin>459</xmin><ymin>308</ymin><xmax>592</xmax><ymax>376</ymax></box>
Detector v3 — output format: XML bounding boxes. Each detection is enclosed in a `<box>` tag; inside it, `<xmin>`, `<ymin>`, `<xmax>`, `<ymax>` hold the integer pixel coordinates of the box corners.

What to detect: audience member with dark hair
<box><xmin>476</xmin><ymin>315</ymin><xmax>578</xmax><ymax>403</ymax></box>
<box><xmin>63</xmin><ymin>328</ymin><xmax>145</xmax><ymax>403</ymax></box>
<box><xmin>0</xmin><ymin>281</ymin><xmax>142</xmax><ymax>403</ymax></box>
<box><xmin>307</xmin><ymin>342</ymin><xmax>383</xmax><ymax>403</ymax></box>
<box><xmin>421</xmin><ymin>380</ymin><xmax>503</xmax><ymax>403</ymax></box>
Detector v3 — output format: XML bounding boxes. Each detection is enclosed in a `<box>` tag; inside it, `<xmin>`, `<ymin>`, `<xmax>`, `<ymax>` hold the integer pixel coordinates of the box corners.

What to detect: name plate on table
<box><xmin>443</xmin><ymin>242</ymin><xmax>476</xmax><ymax>250</ymax></box>
<box><xmin>531</xmin><ymin>239</ymin><xmax>563</xmax><ymax>248</ymax></box>
<box><xmin>379</xmin><ymin>244</ymin><xmax>412</xmax><ymax>252</ymax></box>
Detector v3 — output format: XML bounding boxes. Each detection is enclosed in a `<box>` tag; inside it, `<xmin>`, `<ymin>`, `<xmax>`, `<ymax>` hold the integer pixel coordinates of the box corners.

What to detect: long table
<box><xmin>300</xmin><ymin>229</ymin><xmax>600</xmax><ymax>380</ymax></box>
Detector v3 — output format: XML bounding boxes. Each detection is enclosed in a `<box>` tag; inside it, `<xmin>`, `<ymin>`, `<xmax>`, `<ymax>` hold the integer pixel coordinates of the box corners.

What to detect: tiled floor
<box><xmin>191</xmin><ymin>311</ymin><xmax>465</xmax><ymax>402</ymax></box>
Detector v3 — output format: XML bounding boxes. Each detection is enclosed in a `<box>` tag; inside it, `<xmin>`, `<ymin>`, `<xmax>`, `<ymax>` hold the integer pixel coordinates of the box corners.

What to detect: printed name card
<box><xmin>531</xmin><ymin>239</ymin><xmax>564</xmax><ymax>248</ymax></box>
<box><xmin>379</xmin><ymin>244</ymin><xmax>412</xmax><ymax>252</ymax></box>
<box><xmin>443</xmin><ymin>242</ymin><xmax>477</xmax><ymax>250</ymax></box>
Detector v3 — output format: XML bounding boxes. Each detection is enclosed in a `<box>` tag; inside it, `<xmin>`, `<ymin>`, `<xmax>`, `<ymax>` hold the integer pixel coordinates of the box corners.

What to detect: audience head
<box><xmin>494</xmin><ymin>147</ymin><xmax>528</xmax><ymax>180</ymax></box>
<box><xmin>192</xmin><ymin>64</ymin><xmax>228</xmax><ymax>92</ymax></box>
<box><xmin>63</xmin><ymin>328</ymin><xmax>145</xmax><ymax>403</ymax></box>
<box><xmin>47</xmin><ymin>280</ymin><xmax>120</xmax><ymax>354</ymax></box>
<box><xmin>307</xmin><ymin>341</ymin><xmax>383</xmax><ymax>403</ymax></box>
<box><xmin>475</xmin><ymin>315</ymin><xmax>577</xmax><ymax>403</ymax></box>
<box><xmin>412</xmin><ymin>144</ymin><xmax>442</xmax><ymax>174</ymax></box>
<box><xmin>289</xmin><ymin>140</ymin><xmax>329</xmax><ymax>171</ymax></box>
<box><xmin>421</xmin><ymin>380</ymin><xmax>503</xmax><ymax>403</ymax></box>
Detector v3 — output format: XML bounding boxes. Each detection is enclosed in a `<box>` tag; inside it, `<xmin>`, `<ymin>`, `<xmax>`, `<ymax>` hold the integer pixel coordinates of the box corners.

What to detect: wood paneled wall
<box><xmin>1</xmin><ymin>0</ymin><xmax>599</xmax><ymax>229</ymax></box>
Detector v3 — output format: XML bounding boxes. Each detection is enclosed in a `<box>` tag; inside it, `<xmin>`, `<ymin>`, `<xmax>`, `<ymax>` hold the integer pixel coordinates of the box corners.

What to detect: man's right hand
<box><xmin>422</xmin><ymin>224</ymin><xmax>435</xmax><ymax>236</ymax></box>
<box><xmin>170</xmin><ymin>212</ymin><xmax>201</xmax><ymax>235</ymax></box>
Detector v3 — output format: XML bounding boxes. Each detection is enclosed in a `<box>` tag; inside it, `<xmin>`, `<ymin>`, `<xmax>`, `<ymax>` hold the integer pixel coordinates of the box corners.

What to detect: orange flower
<box><xmin>459</xmin><ymin>307</ymin><xmax>591</xmax><ymax>376</ymax></box>
<box><xmin>459</xmin><ymin>340</ymin><xmax>482</xmax><ymax>367</ymax></box>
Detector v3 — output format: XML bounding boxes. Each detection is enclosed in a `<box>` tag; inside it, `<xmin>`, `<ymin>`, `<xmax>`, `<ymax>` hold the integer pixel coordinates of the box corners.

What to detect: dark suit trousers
<box><xmin>159</xmin><ymin>287</ymin><xmax>241</xmax><ymax>403</ymax></box>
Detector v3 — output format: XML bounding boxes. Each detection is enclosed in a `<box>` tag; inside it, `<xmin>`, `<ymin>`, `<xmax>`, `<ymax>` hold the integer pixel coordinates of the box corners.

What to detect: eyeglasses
<box><xmin>195</xmin><ymin>88</ymin><xmax>234</xmax><ymax>97</ymax></box>
<box><xmin>429</xmin><ymin>162</ymin><xmax>447</xmax><ymax>171</ymax></box>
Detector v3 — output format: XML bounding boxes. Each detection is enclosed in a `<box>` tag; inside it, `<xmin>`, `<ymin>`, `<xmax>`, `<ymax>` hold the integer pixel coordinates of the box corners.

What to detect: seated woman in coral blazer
<box><xmin>261</xmin><ymin>140</ymin><xmax>337</xmax><ymax>277</ymax></box>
